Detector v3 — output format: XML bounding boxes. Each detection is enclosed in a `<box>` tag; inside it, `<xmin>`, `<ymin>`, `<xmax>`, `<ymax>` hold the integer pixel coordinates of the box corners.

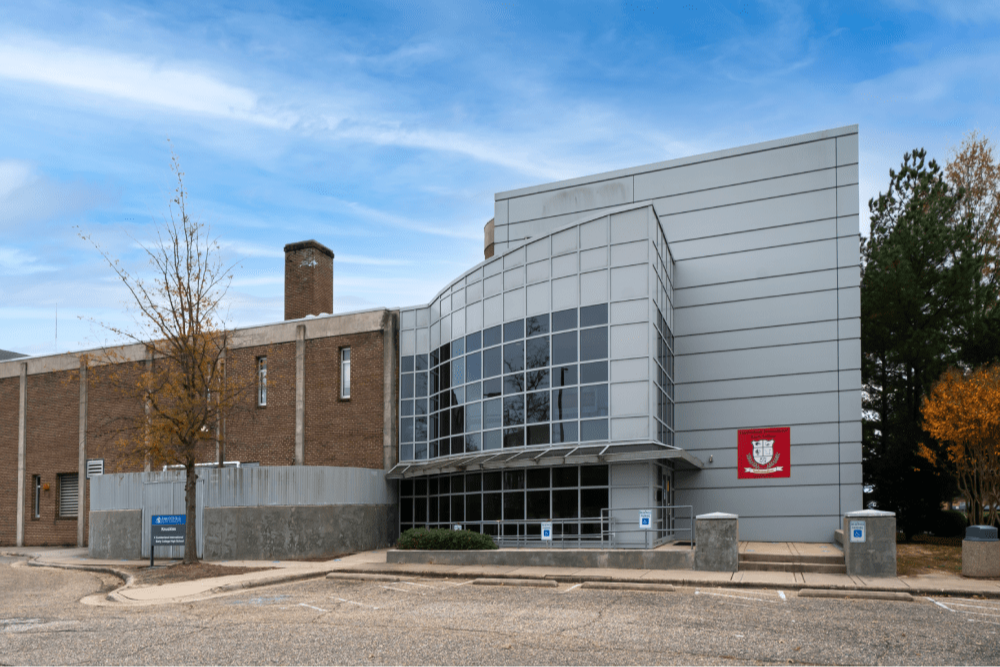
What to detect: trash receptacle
<box><xmin>962</xmin><ymin>525</ymin><xmax>999</xmax><ymax>578</ymax></box>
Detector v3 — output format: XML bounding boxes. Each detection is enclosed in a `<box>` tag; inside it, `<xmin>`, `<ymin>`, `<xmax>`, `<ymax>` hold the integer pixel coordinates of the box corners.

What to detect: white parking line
<box><xmin>926</xmin><ymin>597</ymin><xmax>1000</xmax><ymax>619</ymax></box>
<box><xmin>926</xmin><ymin>597</ymin><xmax>954</xmax><ymax>612</ymax></box>
<box><xmin>778</xmin><ymin>591</ymin><xmax>786</xmax><ymax>601</ymax></box>
<box><xmin>401</xmin><ymin>581</ymin><xmax>433</xmax><ymax>588</ymax></box>
<box><xmin>564</xmin><ymin>584</ymin><xmax>582</xmax><ymax>593</ymax></box>
<box><xmin>298</xmin><ymin>603</ymin><xmax>328</xmax><ymax>613</ymax></box>
<box><xmin>380</xmin><ymin>586</ymin><xmax>418</xmax><ymax>594</ymax></box>
<box><xmin>334</xmin><ymin>597</ymin><xmax>380</xmax><ymax>610</ymax></box>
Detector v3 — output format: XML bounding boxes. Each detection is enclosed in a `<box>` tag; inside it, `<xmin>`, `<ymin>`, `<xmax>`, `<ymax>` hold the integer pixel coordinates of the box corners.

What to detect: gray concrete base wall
<box><xmin>203</xmin><ymin>504</ymin><xmax>398</xmax><ymax>560</ymax></box>
<box><xmin>89</xmin><ymin>510</ymin><xmax>142</xmax><ymax>560</ymax></box>
<box><xmin>843</xmin><ymin>511</ymin><xmax>896</xmax><ymax>577</ymax></box>
<box><xmin>695</xmin><ymin>513</ymin><xmax>739</xmax><ymax>572</ymax></box>
<box><xmin>962</xmin><ymin>540</ymin><xmax>1000</xmax><ymax>578</ymax></box>
<box><xmin>387</xmin><ymin>547</ymin><xmax>693</xmax><ymax>570</ymax></box>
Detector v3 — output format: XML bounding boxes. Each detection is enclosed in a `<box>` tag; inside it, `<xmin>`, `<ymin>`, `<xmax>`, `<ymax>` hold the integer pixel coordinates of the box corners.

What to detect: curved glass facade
<box><xmin>400</xmin><ymin>304</ymin><xmax>612</xmax><ymax>461</ymax></box>
<box><xmin>398</xmin><ymin>206</ymin><xmax>675</xmax><ymax>465</ymax></box>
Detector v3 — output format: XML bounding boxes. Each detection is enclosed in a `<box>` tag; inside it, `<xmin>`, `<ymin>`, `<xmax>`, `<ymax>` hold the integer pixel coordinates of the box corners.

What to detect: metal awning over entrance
<box><xmin>386</xmin><ymin>443</ymin><xmax>704</xmax><ymax>479</ymax></box>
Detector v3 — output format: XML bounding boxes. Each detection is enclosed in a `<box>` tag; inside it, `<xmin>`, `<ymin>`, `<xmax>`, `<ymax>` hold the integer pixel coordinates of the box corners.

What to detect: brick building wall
<box><xmin>0</xmin><ymin>375</ymin><xmax>20</xmax><ymax>545</ymax></box>
<box><xmin>225</xmin><ymin>342</ymin><xmax>297</xmax><ymax>466</ymax></box>
<box><xmin>23</xmin><ymin>370</ymin><xmax>79</xmax><ymax>546</ymax></box>
<box><xmin>304</xmin><ymin>331</ymin><xmax>385</xmax><ymax>469</ymax></box>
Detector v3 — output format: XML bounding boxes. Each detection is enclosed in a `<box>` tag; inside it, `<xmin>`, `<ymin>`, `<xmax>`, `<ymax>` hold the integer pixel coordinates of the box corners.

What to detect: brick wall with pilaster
<box><xmin>224</xmin><ymin>342</ymin><xmax>297</xmax><ymax>466</ymax></box>
<box><xmin>0</xmin><ymin>376</ymin><xmax>19</xmax><ymax>545</ymax></box>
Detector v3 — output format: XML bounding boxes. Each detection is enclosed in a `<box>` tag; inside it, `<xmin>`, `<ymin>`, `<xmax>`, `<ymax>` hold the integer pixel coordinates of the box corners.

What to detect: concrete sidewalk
<box><xmin>4</xmin><ymin>546</ymin><xmax>999</xmax><ymax>605</ymax></box>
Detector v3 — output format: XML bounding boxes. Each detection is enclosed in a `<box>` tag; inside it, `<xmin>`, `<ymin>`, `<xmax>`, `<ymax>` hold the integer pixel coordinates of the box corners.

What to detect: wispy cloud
<box><xmin>0</xmin><ymin>160</ymin><xmax>115</xmax><ymax>230</ymax></box>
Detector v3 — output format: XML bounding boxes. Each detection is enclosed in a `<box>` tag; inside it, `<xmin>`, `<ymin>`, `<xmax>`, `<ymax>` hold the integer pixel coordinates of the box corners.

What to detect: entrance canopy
<box><xmin>386</xmin><ymin>443</ymin><xmax>703</xmax><ymax>479</ymax></box>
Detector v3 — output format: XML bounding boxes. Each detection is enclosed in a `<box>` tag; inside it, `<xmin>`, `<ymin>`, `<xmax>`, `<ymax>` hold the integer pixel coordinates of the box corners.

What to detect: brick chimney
<box><xmin>284</xmin><ymin>240</ymin><xmax>334</xmax><ymax>320</ymax></box>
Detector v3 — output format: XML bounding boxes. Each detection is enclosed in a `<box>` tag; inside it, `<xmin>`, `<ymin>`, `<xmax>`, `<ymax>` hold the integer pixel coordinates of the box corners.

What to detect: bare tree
<box><xmin>81</xmin><ymin>150</ymin><xmax>254</xmax><ymax>564</ymax></box>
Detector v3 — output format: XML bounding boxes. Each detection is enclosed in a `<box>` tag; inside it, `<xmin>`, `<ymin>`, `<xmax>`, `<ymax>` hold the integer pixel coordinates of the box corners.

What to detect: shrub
<box><xmin>396</xmin><ymin>527</ymin><xmax>498</xmax><ymax>550</ymax></box>
<box><xmin>929</xmin><ymin>510</ymin><xmax>968</xmax><ymax>538</ymax></box>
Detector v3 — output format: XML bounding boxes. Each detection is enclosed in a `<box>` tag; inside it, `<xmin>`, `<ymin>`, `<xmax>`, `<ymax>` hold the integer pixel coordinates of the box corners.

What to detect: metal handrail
<box><xmin>600</xmin><ymin>504</ymin><xmax>695</xmax><ymax>550</ymax></box>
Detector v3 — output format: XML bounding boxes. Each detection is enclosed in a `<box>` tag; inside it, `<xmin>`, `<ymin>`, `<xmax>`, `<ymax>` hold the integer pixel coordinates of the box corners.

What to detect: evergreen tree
<box><xmin>861</xmin><ymin>149</ymin><xmax>987</xmax><ymax>538</ymax></box>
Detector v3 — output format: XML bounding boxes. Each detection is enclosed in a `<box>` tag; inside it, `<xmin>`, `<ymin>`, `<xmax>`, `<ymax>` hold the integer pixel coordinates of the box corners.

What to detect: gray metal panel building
<box><xmin>393</xmin><ymin>125</ymin><xmax>861</xmax><ymax>543</ymax></box>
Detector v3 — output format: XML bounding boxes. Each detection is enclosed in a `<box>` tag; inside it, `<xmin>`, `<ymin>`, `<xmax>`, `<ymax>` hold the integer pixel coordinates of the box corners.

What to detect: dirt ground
<box><xmin>896</xmin><ymin>535</ymin><xmax>963</xmax><ymax>576</ymax></box>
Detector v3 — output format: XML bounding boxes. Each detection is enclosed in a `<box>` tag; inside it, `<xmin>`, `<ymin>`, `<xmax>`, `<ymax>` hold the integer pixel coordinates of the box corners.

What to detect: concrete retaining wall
<box><xmin>388</xmin><ymin>547</ymin><xmax>693</xmax><ymax>570</ymax></box>
<box><xmin>203</xmin><ymin>504</ymin><xmax>398</xmax><ymax>560</ymax></box>
<box><xmin>89</xmin><ymin>510</ymin><xmax>142</xmax><ymax>559</ymax></box>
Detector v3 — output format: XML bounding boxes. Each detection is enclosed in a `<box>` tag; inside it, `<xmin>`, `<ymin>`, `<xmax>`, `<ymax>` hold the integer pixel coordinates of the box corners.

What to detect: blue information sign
<box><xmin>152</xmin><ymin>514</ymin><xmax>185</xmax><ymax>526</ymax></box>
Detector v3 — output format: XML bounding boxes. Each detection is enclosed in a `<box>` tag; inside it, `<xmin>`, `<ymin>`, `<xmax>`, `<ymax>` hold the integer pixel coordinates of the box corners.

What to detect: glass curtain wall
<box><xmin>400</xmin><ymin>304</ymin><xmax>611</xmax><ymax>461</ymax></box>
<box><xmin>398</xmin><ymin>464</ymin><xmax>610</xmax><ymax>538</ymax></box>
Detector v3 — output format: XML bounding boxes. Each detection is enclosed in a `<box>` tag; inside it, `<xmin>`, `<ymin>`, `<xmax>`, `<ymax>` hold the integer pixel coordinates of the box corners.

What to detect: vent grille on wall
<box><xmin>59</xmin><ymin>474</ymin><xmax>79</xmax><ymax>518</ymax></box>
<box><xmin>87</xmin><ymin>459</ymin><xmax>104</xmax><ymax>479</ymax></box>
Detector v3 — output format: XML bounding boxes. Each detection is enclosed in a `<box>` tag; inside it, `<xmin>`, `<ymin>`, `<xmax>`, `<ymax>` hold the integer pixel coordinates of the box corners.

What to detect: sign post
<box><xmin>150</xmin><ymin>514</ymin><xmax>186</xmax><ymax>567</ymax></box>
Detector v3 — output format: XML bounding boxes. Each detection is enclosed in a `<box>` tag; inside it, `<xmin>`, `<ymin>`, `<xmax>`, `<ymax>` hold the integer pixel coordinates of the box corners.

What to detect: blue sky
<box><xmin>2</xmin><ymin>0</ymin><xmax>998</xmax><ymax>356</ymax></box>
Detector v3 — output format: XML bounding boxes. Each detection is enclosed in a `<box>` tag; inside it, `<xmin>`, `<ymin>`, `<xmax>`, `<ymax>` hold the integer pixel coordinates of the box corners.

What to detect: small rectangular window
<box><xmin>33</xmin><ymin>476</ymin><xmax>40</xmax><ymax>519</ymax></box>
<box><xmin>58</xmin><ymin>473</ymin><xmax>79</xmax><ymax>518</ymax></box>
<box><xmin>341</xmin><ymin>347</ymin><xmax>351</xmax><ymax>399</ymax></box>
<box><xmin>257</xmin><ymin>357</ymin><xmax>267</xmax><ymax>406</ymax></box>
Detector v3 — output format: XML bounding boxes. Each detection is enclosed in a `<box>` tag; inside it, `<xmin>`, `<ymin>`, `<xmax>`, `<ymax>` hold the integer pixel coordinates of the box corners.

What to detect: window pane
<box><xmin>580</xmin><ymin>385</ymin><xmax>608</xmax><ymax>418</ymax></box>
<box><xmin>552</xmin><ymin>365</ymin><xmax>577</xmax><ymax>387</ymax></box>
<box><xmin>452</xmin><ymin>338</ymin><xmax>465</xmax><ymax>357</ymax></box>
<box><xmin>483</xmin><ymin>347</ymin><xmax>502</xmax><ymax>378</ymax></box>
<box><xmin>401</xmin><ymin>418</ymin><xmax>414</xmax><ymax>443</ymax></box>
<box><xmin>435</xmin><ymin>477</ymin><xmax>445</xmax><ymax>494</ymax></box>
<box><xmin>439</xmin><ymin>342</ymin><xmax>450</xmax><ymax>363</ymax></box>
<box><xmin>440</xmin><ymin>413</ymin><xmax>450</xmax><ymax>437</ymax></box>
<box><xmin>465</xmin><ymin>402</ymin><xmax>482</xmax><ymax>431</ymax></box>
<box><xmin>414</xmin><ymin>497</ymin><xmax>427</xmax><ymax>523</ymax></box>
<box><xmin>580</xmin><ymin>362</ymin><xmax>607</xmax><ymax>384</ymax></box>
<box><xmin>415</xmin><ymin>417</ymin><xmax>427</xmax><ymax>441</ymax></box>
<box><xmin>451</xmin><ymin>495</ymin><xmax>464</xmax><ymax>523</ymax></box>
<box><xmin>415</xmin><ymin>354</ymin><xmax>428</xmax><ymax>371</ymax></box>
<box><xmin>503</xmin><ymin>341</ymin><xmax>524</xmax><ymax>373</ymax></box>
<box><xmin>526</xmin><ymin>369</ymin><xmax>550</xmax><ymax>391</ymax></box>
<box><xmin>580</xmin><ymin>327</ymin><xmax>608</xmax><ymax>361</ymax></box>
<box><xmin>581</xmin><ymin>488</ymin><xmax>608</xmax><ymax>519</ymax></box>
<box><xmin>580</xmin><ymin>465</ymin><xmax>609</xmax><ymax>486</ymax></box>
<box><xmin>551</xmin><ymin>421</ymin><xmax>578</xmax><ymax>443</ymax></box>
<box><xmin>580</xmin><ymin>303</ymin><xmax>608</xmax><ymax>327</ymax></box>
<box><xmin>483</xmin><ymin>471</ymin><xmax>502</xmax><ymax>491</ymax></box>
<box><xmin>526</xmin><ymin>336</ymin><xmax>549</xmax><ymax>369</ymax></box>
<box><xmin>466</xmin><ymin>494</ymin><xmax>482</xmax><ymax>522</ymax></box>
<box><xmin>483</xmin><ymin>493</ymin><xmax>502</xmax><ymax>521</ymax></box>
<box><xmin>400</xmin><ymin>444</ymin><xmax>413</xmax><ymax>461</ymax></box>
<box><xmin>526</xmin><ymin>468</ymin><xmax>549</xmax><ymax>489</ymax></box>
<box><xmin>440</xmin><ymin>362</ymin><xmax>450</xmax><ymax>391</ymax></box>
<box><xmin>483</xmin><ymin>377</ymin><xmax>502</xmax><ymax>398</ymax></box>
<box><xmin>401</xmin><ymin>356</ymin><xmax>414</xmax><ymax>372</ymax></box>
<box><xmin>466</xmin><ymin>331</ymin><xmax>482</xmax><ymax>353</ymax></box>
<box><xmin>526</xmin><ymin>391</ymin><xmax>549</xmax><ymax>423</ymax></box>
<box><xmin>552</xmin><ymin>308</ymin><xmax>577</xmax><ymax>331</ymax></box>
<box><xmin>503</xmin><ymin>396</ymin><xmax>524</xmax><ymax>426</ymax></box>
<box><xmin>484</xmin><ymin>430</ymin><xmax>502</xmax><ymax>450</ymax></box>
<box><xmin>465</xmin><ymin>432</ymin><xmax>481</xmax><ymax>452</ymax></box>
<box><xmin>552</xmin><ymin>387</ymin><xmax>578</xmax><ymax>421</ymax></box>
<box><xmin>466</xmin><ymin>382</ymin><xmax>482</xmax><ymax>402</ymax></box>
<box><xmin>401</xmin><ymin>400</ymin><xmax>414</xmax><ymax>416</ymax></box>
<box><xmin>451</xmin><ymin>406</ymin><xmax>464</xmax><ymax>434</ymax></box>
<box><xmin>552</xmin><ymin>467</ymin><xmax>577</xmax><ymax>487</ymax></box>
<box><xmin>527</xmin><ymin>424</ymin><xmax>549</xmax><ymax>446</ymax></box>
<box><xmin>465</xmin><ymin>352</ymin><xmax>481</xmax><ymax>382</ymax></box>
<box><xmin>483</xmin><ymin>398</ymin><xmax>502</xmax><ymax>430</ymax></box>
<box><xmin>414</xmin><ymin>478</ymin><xmax>427</xmax><ymax>495</ymax></box>
<box><xmin>436</xmin><ymin>497</ymin><xmax>446</xmax><ymax>523</ymax></box>
<box><xmin>503</xmin><ymin>493</ymin><xmax>525</xmax><ymax>521</ymax></box>
<box><xmin>504</xmin><ymin>319</ymin><xmax>524</xmax><ymax>341</ymax></box>
<box><xmin>504</xmin><ymin>373</ymin><xmax>524</xmax><ymax>394</ymax></box>
<box><xmin>451</xmin><ymin>358</ymin><xmax>464</xmax><ymax>388</ymax></box>
<box><xmin>483</xmin><ymin>325</ymin><xmax>502</xmax><ymax>348</ymax></box>
<box><xmin>467</xmin><ymin>473</ymin><xmax>482</xmax><ymax>492</ymax></box>
<box><xmin>415</xmin><ymin>442</ymin><xmax>428</xmax><ymax>459</ymax></box>
<box><xmin>526</xmin><ymin>491</ymin><xmax>549</xmax><ymax>519</ymax></box>
<box><xmin>503</xmin><ymin>470</ymin><xmax>525</xmax><ymax>490</ymax></box>
<box><xmin>552</xmin><ymin>489</ymin><xmax>578</xmax><ymax>519</ymax></box>
<box><xmin>452</xmin><ymin>435</ymin><xmax>464</xmax><ymax>455</ymax></box>
<box><xmin>526</xmin><ymin>314</ymin><xmax>550</xmax><ymax>337</ymax></box>
<box><xmin>503</xmin><ymin>427</ymin><xmax>524</xmax><ymax>448</ymax></box>
<box><xmin>552</xmin><ymin>332</ymin><xmax>577</xmax><ymax>364</ymax></box>
<box><xmin>580</xmin><ymin>419</ymin><xmax>609</xmax><ymax>441</ymax></box>
<box><xmin>414</xmin><ymin>398</ymin><xmax>428</xmax><ymax>416</ymax></box>
<box><xmin>401</xmin><ymin>374</ymin><xmax>414</xmax><ymax>399</ymax></box>
<box><xmin>415</xmin><ymin>372</ymin><xmax>429</xmax><ymax>397</ymax></box>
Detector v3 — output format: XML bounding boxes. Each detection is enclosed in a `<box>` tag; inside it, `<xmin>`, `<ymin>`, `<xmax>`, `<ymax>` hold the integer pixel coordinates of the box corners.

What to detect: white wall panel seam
<box><xmin>673</xmin><ymin>236</ymin><xmax>839</xmax><ymax>263</ymax></box>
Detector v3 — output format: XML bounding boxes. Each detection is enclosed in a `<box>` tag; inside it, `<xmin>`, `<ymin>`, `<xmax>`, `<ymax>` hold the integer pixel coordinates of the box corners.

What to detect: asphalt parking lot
<box><xmin>1</xmin><ymin>559</ymin><xmax>998</xmax><ymax>665</ymax></box>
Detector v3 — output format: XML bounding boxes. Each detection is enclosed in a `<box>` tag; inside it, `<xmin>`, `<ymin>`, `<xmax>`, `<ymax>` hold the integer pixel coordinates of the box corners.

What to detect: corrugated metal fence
<box><xmin>91</xmin><ymin>466</ymin><xmax>394</xmax><ymax>558</ymax></box>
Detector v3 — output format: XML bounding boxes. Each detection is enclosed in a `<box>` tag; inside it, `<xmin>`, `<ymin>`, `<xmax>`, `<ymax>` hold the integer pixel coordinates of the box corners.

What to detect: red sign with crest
<box><xmin>737</xmin><ymin>427</ymin><xmax>791</xmax><ymax>479</ymax></box>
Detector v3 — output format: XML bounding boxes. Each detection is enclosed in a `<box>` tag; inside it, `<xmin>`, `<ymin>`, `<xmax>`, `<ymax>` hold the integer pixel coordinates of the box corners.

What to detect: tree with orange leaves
<box><xmin>81</xmin><ymin>150</ymin><xmax>256</xmax><ymax>564</ymax></box>
<box><xmin>920</xmin><ymin>365</ymin><xmax>1000</xmax><ymax>527</ymax></box>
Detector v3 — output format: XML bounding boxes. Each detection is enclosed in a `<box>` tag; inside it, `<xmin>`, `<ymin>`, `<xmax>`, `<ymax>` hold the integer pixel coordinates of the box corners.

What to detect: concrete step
<box><xmin>739</xmin><ymin>561</ymin><xmax>847</xmax><ymax>574</ymax></box>
<box><xmin>739</xmin><ymin>552</ymin><xmax>843</xmax><ymax>565</ymax></box>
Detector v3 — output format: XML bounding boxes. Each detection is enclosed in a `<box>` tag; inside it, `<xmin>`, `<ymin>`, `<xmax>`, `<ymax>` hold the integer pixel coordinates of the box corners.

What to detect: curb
<box><xmin>798</xmin><ymin>589</ymin><xmax>914</xmax><ymax>602</ymax></box>
<box><xmin>473</xmin><ymin>578</ymin><xmax>558</xmax><ymax>588</ymax></box>
<box><xmin>327</xmin><ymin>573</ymin><xmax>402</xmax><ymax>583</ymax></box>
<box><xmin>209</xmin><ymin>570</ymin><xmax>332</xmax><ymax>594</ymax></box>
<box><xmin>23</xmin><ymin>558</ymin><xmax>136</xmax><ymax>602</ymax></box>
<box><xmin>581</xmin><ymin>581</ymin><xmax>676</xmax><ymax>592</ymax></box>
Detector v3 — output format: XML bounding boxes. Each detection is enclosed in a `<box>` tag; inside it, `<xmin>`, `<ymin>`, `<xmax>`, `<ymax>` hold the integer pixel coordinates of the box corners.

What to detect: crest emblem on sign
<box><xmin>745</xmin><ymin>439</ymin><xmax>782</xmax><ymax>474</ymax></box>
<box><xmin>752</xmin><ymin>439</ymin><xmax>774</xmax><ymax>466</ymax></box>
